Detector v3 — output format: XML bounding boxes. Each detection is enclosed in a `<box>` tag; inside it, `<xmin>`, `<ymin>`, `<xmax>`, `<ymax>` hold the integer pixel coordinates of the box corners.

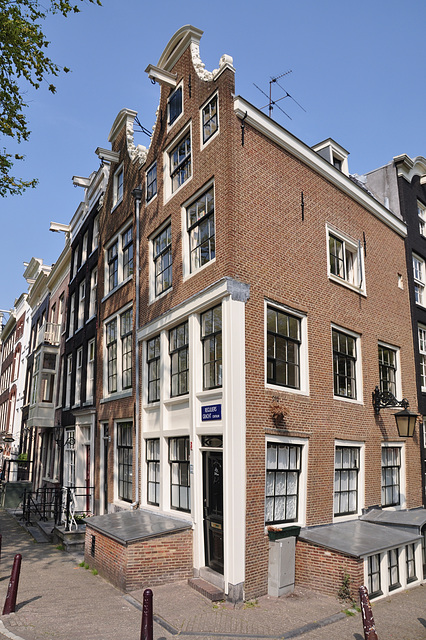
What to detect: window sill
<box><xmin>183</xmin><ymin>257</ymin><xmax>215</xmax><ymax>282</ymax></box>
<box><xmin>328</xmin><ymin>274</ymin><xmax>366</xmax><ymax>297</ymax></box>
<box><xmin>164</xmin><ymin>174</ymin><xmax>193</xmax><ymax>205</ymax></box>
<box><xmin>146</xmin><ymin>194</ymin><xmax>158</xmax><ymax>206</ymax></box>
<box><xmin>111</xmin><ymin>197</ymin><xmax>123</xmax><ymax>214</ymax></box>
<box><xmin>332</xmin><ymin>512</ymin><xmax>360</xmax><ymax>523</ymax></box>
<box><xmin>333</xmin><ymin>394</ymin><xmax>363</xmax><ymax>406</ymax></box>
<box><xmin>164</xmin><ymin>395</ymin><xmax>190</xmax><ymax>407</ymax></box>
<box><xmin>266</xmin><ymin>381</ymin><xmax>309</xmax><ymax>397</ymax></box>
<box><xmin>149</xmin><ymin>286</ymin><xmax>173</xmax><ymax>306</ymax></box>
<box><xmin>100</xmin><ymin>390</ymin><xmax>133</xmax><ymax>404</ymax></box>
<box><xmin>102</xmin><ymin>276</ymin><xmax>133</xmax><ymax>302</ymax></box>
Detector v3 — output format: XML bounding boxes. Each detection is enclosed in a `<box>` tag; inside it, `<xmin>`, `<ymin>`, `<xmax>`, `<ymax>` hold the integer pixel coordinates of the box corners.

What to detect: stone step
<box><xmin>188</xmin><ymin>577</ymin><xmax>224</xmax><ymax>602</ymax></box>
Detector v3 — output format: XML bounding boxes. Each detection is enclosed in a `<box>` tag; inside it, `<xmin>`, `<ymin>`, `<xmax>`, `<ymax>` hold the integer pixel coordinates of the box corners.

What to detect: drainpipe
<box><xmin>131</xmin><ymin>187</ymin><xmax>143</xmax><ymax>508</ymax></box>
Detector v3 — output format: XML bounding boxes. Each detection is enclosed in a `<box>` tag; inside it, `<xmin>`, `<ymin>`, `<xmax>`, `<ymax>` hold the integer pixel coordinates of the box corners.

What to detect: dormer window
<box><xmin>333</xmin><ymin>156</ymin><xmax>342</xmax><ymax>171</ymax></box>
<box><xmin>168</xmin><ymin>86</ymin><xmax>182</xmax><ymax>126</ymax></box>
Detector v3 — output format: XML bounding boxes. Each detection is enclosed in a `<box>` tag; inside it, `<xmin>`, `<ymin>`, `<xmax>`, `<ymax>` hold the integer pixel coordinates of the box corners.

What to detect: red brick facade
<box><xmin>84</xmin><ymin>525</ymin><xmax>193</xmax><ymax>592</ymax></box>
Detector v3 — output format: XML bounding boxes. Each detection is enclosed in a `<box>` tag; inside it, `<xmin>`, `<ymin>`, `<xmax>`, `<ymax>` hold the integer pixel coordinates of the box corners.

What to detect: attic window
<box><xmin>168</xmin><ymin>86</ymin><xmax>182</xmax><ymax>126</ymax></box>
<box><xmin>333</xmin><ymin>156</ymin><xmax>342</xmax><ymax>171</ymax></box>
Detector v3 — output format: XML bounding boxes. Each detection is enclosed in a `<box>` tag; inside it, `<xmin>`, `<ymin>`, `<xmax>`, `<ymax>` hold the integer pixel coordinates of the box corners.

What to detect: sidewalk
<box><xmin>0</xmin><ymin>509</ymin><xmax>424</xmax><ymax>640</ymax></box>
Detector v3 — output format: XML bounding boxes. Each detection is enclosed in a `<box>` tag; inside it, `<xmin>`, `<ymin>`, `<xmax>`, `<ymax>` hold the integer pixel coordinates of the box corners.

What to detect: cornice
<box><xmin>394</xmin><ymin>154</ymin><xmax>426</xmax><ymax>185</ymax></box>
<box><xmin>234</xmin><ymin>96</ymin><xmax>407</xmax><ymax>238</ymax></box>
<box><xmin>108</xmin><ymin>108</ymin><xmax>148</xmax><ymax>166</ymax></box>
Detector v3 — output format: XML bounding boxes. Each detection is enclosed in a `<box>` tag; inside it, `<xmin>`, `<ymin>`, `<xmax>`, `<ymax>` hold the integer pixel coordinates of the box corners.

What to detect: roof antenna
<box><xmin>254</xmin><ymin>70</ymin><xmax>306</xmax><ymax>120</ymax></box>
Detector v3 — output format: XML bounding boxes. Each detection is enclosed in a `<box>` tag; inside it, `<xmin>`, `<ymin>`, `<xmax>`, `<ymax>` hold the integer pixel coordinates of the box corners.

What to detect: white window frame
<box><xmin>68</xmin><ymin>294</ymin><xmax>75</xmax><ymax>337</ymax></box>
<box><xmin>326</xmin><ymin>224</ymin><xmax>366</xmax><ymax>295</ymax></box>
<box><xmin>102</xmin><ymin>304</ymin><xmax>133</xmax><ymax>399</ymax></box>
<box><xmin>413</xmin><ymin>253</ymin><xmax>425</xmax><ymax>306</ymax></box>
<box><xmin>381</xmin><ymin>442</ymin><xmax>406</xmax><ymax>510</ymax></box>
<box><xmin>265</xmin><ymin>300</ymin><xmax>309</xmax><ymax>396</ymax></box>
<box><xmin>331</xmin><ymin>324</ymin><xmax>363</xmax><ymax>404</ymax></box>
<box><xmin>419</xmin><ymin>324</ymin><xmax>426</xmax><ymax>392</ymax></box>
<box><xmin>167</xmin><ymin>81</ymin><xmax>183</xmax><ymax>129</ymax></box>
<box><xmin>333</xmin><ymin>439</ymin><xmax>365</xmax><ymax>522</ymax></box>
<box><xmin>418</xmin><ymin>201</ymin><xmax>426</xmax><ymax>237</ymax></box>
<box><xmin>92</xmin><ymin>215</ymin><xmax>99</xmax><ymax>251</ymax></box>
<box><xmin>146</xmin><ymin>161</ymin><xmax>157</xmax><ymax>203</ymax></box>
<box><xmin>378</xmin><ymin>341</ymin><xmax>402</xmax><ymax>400</ymax></box>
<box><xmin>86</xmin><ymin>339</ymin><xmax>95</xmax><ymax>404</ymax></box>
<box><xmin>65</xmin><ymin>354</ymin><xmax>72</xmax><ymax>409</ymax></box>
<box><xmin>114</xmin><ymin>420</ymin><xmax>133</xmax><ymax>506</ymax></box>
<box><xmin>181</xmin><ymin>179</ymin><xmax>215</xmax><ymax>279</ymax></box>
<box><xmin>74</xmin><ymin>347</ymin><xmax>83</xmax><ymax>406</ymax></box>
<box><xmin>89</xmin><ymin>267</ymin><xmax>97</xmax><ymax>319</ymax></box>
<box><xmin>200</xmin><ymin>92</ymin><xmax>219</xmax><ymax>147</ymax></box>
<box><xmin>103</xmin><ymin>222</ymin><xmax>133</xmax><ymax>297</ymax></box>
<box><xmin>113</xmin><ymin>164</ymin><xmax>124</xmax><ymax>209</ymax></box>
<box><xmin>81</xmin><ymin>231</ymin><xmax>88</xmax><ymax>265</ymax></box>
<box><xmin>164</xmin><ymin>123</ymin><xmax>192</xmax><ymax>202</ymax></box>
<box><xmin>264</xmin><ymin>435</ymin><xmax>308</xmax><ymax>529</ymax></box>
<box><xmin>78</xmin><ymin>281</ymin><xmax>86</xmax><ymax>330</ymax></box>
<box><xmin>149</xmin><ymin>219</ymin><xmax>172</xmax><ymax>303</ymax></box>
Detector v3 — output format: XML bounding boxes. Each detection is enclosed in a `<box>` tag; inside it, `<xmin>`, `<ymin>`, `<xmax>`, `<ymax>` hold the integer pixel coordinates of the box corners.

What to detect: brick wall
<box><xmin>295</xmin><ymin>539</ymin><xmax>364</xmax><ymax>601</ymax></box>
<box><xmin>84</xmin><ymin>525</ymin><xmax>193</xmax><ymax>592</ymax></box>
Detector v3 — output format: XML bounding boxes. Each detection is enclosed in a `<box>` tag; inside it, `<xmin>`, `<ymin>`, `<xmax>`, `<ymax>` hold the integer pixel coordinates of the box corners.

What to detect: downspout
<box><xmin>132</xmin><ymin>187</ymin><xmax>143</xmax><ymax>508</ymax></box>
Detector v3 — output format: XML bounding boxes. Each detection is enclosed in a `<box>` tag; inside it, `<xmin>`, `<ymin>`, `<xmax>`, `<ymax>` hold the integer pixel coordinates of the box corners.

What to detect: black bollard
<box><xmin>140</xmin><ymin>588</ymin><xmax>153</xmax><ymax>640</ymax></box>
<box><xmin>3</xmin><ymin>554</ymin><xmax>22</xmax><ymax>615</ymax></box>
<box><xmin>359</xmin><ymin>585</ymin><xmax>378</xmax><ymax>640</ymax></box>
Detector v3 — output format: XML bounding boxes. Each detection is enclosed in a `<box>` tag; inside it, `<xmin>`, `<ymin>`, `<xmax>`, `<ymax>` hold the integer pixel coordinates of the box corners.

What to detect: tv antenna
<box><xmin>134</xmin><ymin>115</ymin><xmax>152</xmax><ymax>138</ymax></box>
<box><xmin>254</xmin><ymin>70</ymin><xmax>306</xmax><ymax>120</ymax></box>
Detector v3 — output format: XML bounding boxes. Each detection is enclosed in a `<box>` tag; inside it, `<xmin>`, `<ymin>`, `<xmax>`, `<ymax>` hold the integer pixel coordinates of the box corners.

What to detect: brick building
<box><xmin>83</xmin><ymin>26</ymin><xmax>425</xmax><ymax>603</ymax></box>
<box><xmin>365</xmin><ymin>155</ymin><xmax>426</xmax><ymax>506</ymax></box>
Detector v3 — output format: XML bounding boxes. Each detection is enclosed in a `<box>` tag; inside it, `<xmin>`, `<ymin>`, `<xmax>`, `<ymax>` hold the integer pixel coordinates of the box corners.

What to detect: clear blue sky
<box><xmin>1</xmin><ymin>0</ymin><xmax>425</xmax><ymax>311</ymax></box>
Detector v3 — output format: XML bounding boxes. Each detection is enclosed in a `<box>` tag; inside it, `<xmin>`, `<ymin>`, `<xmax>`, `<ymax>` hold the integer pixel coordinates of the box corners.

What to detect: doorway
<box><xmin>203</xmin><ymin>449</ymin><xmax>224</xmax><ymax>574</ymax></box>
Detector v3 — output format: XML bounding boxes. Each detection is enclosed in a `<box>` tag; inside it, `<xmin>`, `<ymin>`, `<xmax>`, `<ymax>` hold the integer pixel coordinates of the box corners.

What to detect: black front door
<box><xmin>203</xmin><ymin>451</ymin><xmax>224</xmax><ymax>574</ymax></box>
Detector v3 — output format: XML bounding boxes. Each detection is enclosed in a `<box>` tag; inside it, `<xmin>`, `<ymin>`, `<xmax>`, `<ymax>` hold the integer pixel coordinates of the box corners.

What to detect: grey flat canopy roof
<box><xmin>86</xmin><ymin>509</ymin><xmax>192</xmax><ymax>545</ymax></box>
<box><xmin>298</xmin><ymin>520</ymin><xmax>421</xmax><ymax>558</ymax></box>
<box><xmin>360</xmin><ymin>508</ymin><xmax>426</xmax><ymax>529</ymax></box>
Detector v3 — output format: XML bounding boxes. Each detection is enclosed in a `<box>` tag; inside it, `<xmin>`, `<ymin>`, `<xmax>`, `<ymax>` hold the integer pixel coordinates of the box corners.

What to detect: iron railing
<box><xmin>21</xmin><ymin>486</ymin><xmax>93</xmax><ymax>530</ymax></box>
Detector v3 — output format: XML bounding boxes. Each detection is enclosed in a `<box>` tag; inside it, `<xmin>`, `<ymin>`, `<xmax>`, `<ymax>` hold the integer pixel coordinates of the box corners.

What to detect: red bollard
<box><xmin>359</xmin><ymin>585</ymin><xmax>379</xmax><ymax>640</ymax></box>
<box><xmin>140</xmin><ymin>588</ymin><xmax>153</xmax><ymax>640</ymax></box>
<box><xmin>3</xmin><ymin>554</ymin><xmax>22</xmax><ymax>615</ymax></box>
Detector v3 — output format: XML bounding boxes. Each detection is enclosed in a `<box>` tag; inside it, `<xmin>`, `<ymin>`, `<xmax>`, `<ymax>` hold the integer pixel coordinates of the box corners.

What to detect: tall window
<box><xmin>146</xmin><ymin>438</ymin><xmax>160</xmax><ymax>506</ymax></box>
<box><xmin>169</xmin><ymin>321</ymin><xmax>189</xmax><ymax>397</ymax></box>
<box><xmin>170</xmin><ymin>132</ymin><xmax>191</xmax><ymax>192</ymax></box>
<box><xmin>108</xmin><ymin>241</ymin><xmax>118</xmax><ymax>292</ymax></box>
<box><xmin>68</xmin><ymin>294</ymin><xmax>75</xmax><ymax>337</ymax></box>
<box><xmin>332</xmin><ymin>328</ymin><xmax>357</xmax><ymax>399</ymax></box>
<box><xmin>267</xmin><ymin>306</ymin><xmax>300</xmax><ymax>389</ymax></box>
<box><xmin>168</xmin><ymin>85</ymin><xmax>182</xmax><ymax>125</ymax></box>
<box><xmin>169</xmin><ymin>436</ymin><xmax>190</xmax><ymax>512</ymax></box>
<box><xmin>378</xmin><ymin>345</ymin><xmax>396</xmax><ymax>395</ymax></box>
<box><xmin>201</xmin><ymin>305</ymin><xmax>222</xmax><ymax>390</ymax></box>
<box><xmin>114</xmin><ymin>166</ymin><xmax>124</xmax><ymax>206</ymax></box>
<box><xmin>202</xmin><ymin>94</ymin><xmax>218</xmax><ymax>143</ymax></box>
<box><xmin>419</xmin><ymin>325</ymin><xmax>426</xmax><ymax>391</ymax></box>
<box><xmin>86</xmin><ymin>339</ymin><xmax>95</xmax><ymax>403</ymax></box>
<box><xmin>122</xmin><ymin>227</ymin><xmax>133</xmax><ymax>279</ymax></box>
<box><xmin>92</xmin><ymin>215</ymin><xmax>99</xmax><ymax>250</ymax></box>
<box><xmin>78</xmin><ymin>281</ymin><xmax>86</xmax><ymax>329</ymax></box>
<box><xmin>153</xmin><ymin>224</ymin><xmax>172</xmax><ymax>296</ymax></box>
<box><xmin>117</xmin><ymin>422</ymin><xmax>132</xmax><ymax>502</ymax></box>
<box><xmin>406</xmin><ymin>543</ymin><xmax>417</xmax><ymax>583</ymax></box>
<box><xmin>121</xmin><ymin>309</ymin><xmax>132</xmax><ymax>390</ymax></box>
<box><xmin>334</xmin><ymin>446</ymin><xmax>359</xmax><ymax>516</ymax></box>
<box><xmin>265</xmin><ymin>442</ymin><xmax>301</xmax><ymax>524</ymax></box>
<box><xmin>413</xmin><ymin>254</ymin><xmax>425</xmax><ymax>305</ymax></box>
<box><xmin>381</xmin><ymin>446</ymin><xmax>401</xmax><ymax>507</ymax></box>
<box><xmin>367</xmin><ymin>554</ymin><xmax>382</xmax><ymax>598</ymax></box>
<box><xmin>187</xmin><ymin>187</ymin><xmax>215</xmax><ymax>272</ymax></box>
<box><xmin>146</xmin><ymin>163</ymin><xmax>157</xmax><ymax>202</ymax></box>
<box><xmin>388</xmin><ymin>548</ymin><xmax>400</xmax><ymax>591</ymax></box>
<box><xmin>81</xmin><ymin>231</ymin><xmax>88</xmax><ymax>264</ymax></box>
<box><xmin>147</xmin><ymin>336</ymin><xmax>160</xmax><ymax>403</ymax></box>
<box><xmin>64</xmin><ymin>429</ymin><xmax>75</xmax><ymax>487</ymax></box>
<box><xmin>106</xmin><ymin>319</ymin><xmax>117</xmax><ymax>394</ymax></box>
<box><xmin>75</xmin><ymin>347</ymin><xmax>82</xmax><ymax>405</ymax></box>
<box><xmin>65</xmin><ymin>355</ymin><xmax>72</xmax><ymax>408</ymax></box>
<box><xmin>418</xmin><ymin>201</ymin><xmax>426</xmax><ymax>237</ymax></box>
<box><xmin>89</xmin><ymin>268</ymin><xmax>97</xmax><ymax>318</ymax></box>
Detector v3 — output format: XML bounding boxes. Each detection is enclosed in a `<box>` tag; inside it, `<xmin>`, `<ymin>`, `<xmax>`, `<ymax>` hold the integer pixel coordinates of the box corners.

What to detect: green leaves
<box><xmin>0</xmin><ymin>0</ymin><xmax>102</xmax><ymax>197</ymax></box>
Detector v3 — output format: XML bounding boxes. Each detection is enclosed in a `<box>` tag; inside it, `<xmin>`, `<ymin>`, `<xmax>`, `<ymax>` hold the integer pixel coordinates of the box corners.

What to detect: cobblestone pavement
<box><xmin>0</xmin><ymin>509</ymin><xmax>424</xmax><ymax>639</ymax></box>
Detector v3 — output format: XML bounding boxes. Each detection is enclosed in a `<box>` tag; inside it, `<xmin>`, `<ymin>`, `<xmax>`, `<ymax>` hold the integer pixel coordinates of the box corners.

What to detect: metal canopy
<box><xmin>360</xmin><ymin>507</ymin><xmax>426</xmax><ymax>530</ymax></box>
<box><xmin>298</xmin><ymin>519</ymin><xmax>421</xmax><ymax>558</ymax></box>
<box><xmin>86</xmin><ymin>509</ymin><xmax>192</xmax><ymax>546</ymax></box>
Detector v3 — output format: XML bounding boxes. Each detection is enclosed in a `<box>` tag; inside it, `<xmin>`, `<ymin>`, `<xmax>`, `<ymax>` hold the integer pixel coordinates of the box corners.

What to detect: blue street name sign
<box><xmin>201</xmin><ymin>404</ymin><xmax>222</xmax><ymax>421</ymax></box>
